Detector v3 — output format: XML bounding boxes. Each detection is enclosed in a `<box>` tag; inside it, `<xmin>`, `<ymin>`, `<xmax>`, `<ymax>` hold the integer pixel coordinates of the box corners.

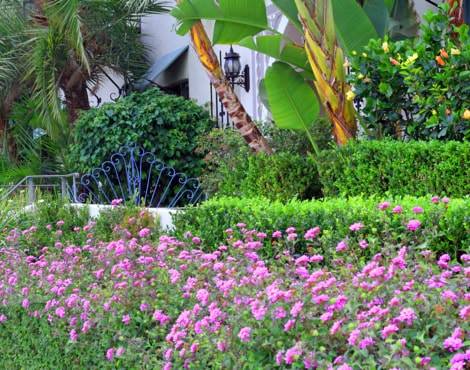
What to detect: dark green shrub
<box><xmin>67</xmin><ymin>88</ymin><xmax>213</xmax><ymax>177</ymax></box>
<box><xmin>172</xmin><ymin>196</ymin><xmax>469</xmax><ymax>258</ymax></box>
<box><xmin>317</xmin><ymin>140</ymin><xmax>470</xmax><ymax>197</ymax></box>
<box><xmin>196</xmin><ymin>125</ymin><xmax>327</xmax><ymax>201</ymax></box>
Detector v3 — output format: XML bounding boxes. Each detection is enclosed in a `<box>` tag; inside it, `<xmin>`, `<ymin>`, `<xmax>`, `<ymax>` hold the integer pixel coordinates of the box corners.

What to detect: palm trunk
<box><xmin>62</xmin><ymin>79</ymin><xmax>90</xmax><ymax>123</ymax></box>
<box><xmin>295</xmin><ymin>0</ymin><xmax>357</xmax><ymax>145</ymax></box>
<box><xmin>188</xmin><ymin>21</ymin><xmax>272</xmax><ymax>154</ymax></box>
<box><xmin>61</xmin><ymin>60</ymin><xmax>90</xmax><ymax>123</ymax></box>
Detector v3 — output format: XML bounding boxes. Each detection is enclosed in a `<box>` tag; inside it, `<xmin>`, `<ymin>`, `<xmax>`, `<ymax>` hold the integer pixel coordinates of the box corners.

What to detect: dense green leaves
<box><xmin>67</xmin><ymin>88</ymin><xmax>213</xmax><ymax>177</ymax></box>
<box><xmin>317</xmin><ymin>140</ymin><xmax>470</xmax><ymax>198</ymax></box>
<box><xmin>173</xmin><ymin>195</ymin><xmax>470</xmax><ymax>257</ymax></box>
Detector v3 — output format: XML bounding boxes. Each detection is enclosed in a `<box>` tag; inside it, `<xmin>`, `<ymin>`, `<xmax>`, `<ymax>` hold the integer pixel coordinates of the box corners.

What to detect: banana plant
<box><xmin>172</xmin><ymin>0</ymin><xmax>419</xmax><ymax>146</ymax></box>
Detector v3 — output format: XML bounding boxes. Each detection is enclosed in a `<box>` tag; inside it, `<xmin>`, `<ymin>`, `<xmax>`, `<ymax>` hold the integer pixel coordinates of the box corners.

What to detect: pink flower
<box><xmin>337</xmin><ymin>364</ymin><xmax>353</xmax><ymax>370</ymax></box>
<box><xmin>310</xmin><ymin>255</ymin><xmax>323</xmax><ymax>263</ymax></box>
<box><xmin>238</xmin><ymin>327</ymin><xmax>251</xmax><ymax>342</ymax></box>
<box><xmin>22</xmin><ymin>298</ymin><xmax>29</xmax><ymax>309</ymax></box>
<box><xmin>190</xmin><ymin>343</ymin><xmax>199</xmax><ymax>353</ymax></box>
<box><xmin>138</xmin><ymin>228</ymin><xmax>151</xmax><ymax>238</ymax></box>
<box><xmin>392</xmin><ymin>205</ymin><xmax>403</xmax><ymax>214</ymax></box>
<box><xmin>431</xmin><ymin>196</ymin><xmax>440</xmax><ymax>204</ymax></box>
<box><xmin>69</xmin><ymin>329</ymin><xmax>78</xmax><ymax>342</ymax></box>
<box><xmin>290</xmin><ymin>301</ymin><xmax>303</xmax><ymax>318</ymax></box>
<box><xmin>412</xmin><ymin>206</ymin><xmax>424</xmax><ymax>214</ymax></box>
<box><xmin>285</xmin><ymin>345</ymin><xmax>302</xmax><ymax>365</ymax></box>
<box><xmin>122</xmin><ymin>314</ymin><xmax>131</xmax><ymax>325</ymax></box>
<box><xmin>111</xmin><ymin>198</ymin><xmax>123</xmax><ymax>206</ymax></box>
<box><xmin>378</xmin><ymin>201</ymin><xmax>390</xmax><ymax>210</ymax></box>
<box><xmin>359</xmin><ymin>337</ymin><xmax>375</xmax><ymax>349</ymax></box>
<box><xmin>192</xmin><ymin>236</ymin><xmax>201</xmax><ymax>245</ymax></box>
<box><xmin>0</xmin><ymin>314</ymin><xmax>7</xmax><ymax>323</ymax></box>
<box><xmin>286</xmin><ymin>227</ymin><xmax>296</xmax><ymax>234</ymax></box>
<box><xmin>407</xmin><ymin>219</ymin><xmax>421</xmax><ymax>232</ymax></box>
<box><xmin>349</xmin><ymin>222</ymin><xmax>364</xmax><ymax>232</ymax></box>
<box><xmin>272</xmin><ymin>231</ymin><xmax>282</xmax><ymax>238</ymax></box>
<box><xmin>330</xmin><ymin>320</ymin><xmax>343</xmax><ymax>335</ymax></box>
<box><xmin>359</xmin><ymin>240</ymin><xmax>369</xmax><ymax>249</ymax></box>
<box><xmin>116</xmin><ymin>347</ymin><xmax>125</xmax><ymax>357</ymax></box>
<box><xmin>381</xmin><ymin>324</ymin><xmax>399</xmax><ymax>339</ymax></box>
<box><xmin>459</xmin><ymin>306</ymin><xmax>470</xmax><ymax>320</ymax></box>
<box><xmin>196</xmin><ymin>289</ymin><xmax>210</xmax><ymax>306</ymax></box>
<box><xmin>444</xmin><ymin>337</ymin><xmax>463</xmax><ymax>352</ymax></box>
<box><xmin>106</xmin><ymin>348</ymin><xmax>114</xmax><ymax>361</ymax></box>
<box><xmin>442</xmin><ymin>197</ymin><xmax>450</xmax><ymax>204</ymax></box>
<box><xmin>287</xmin><ymin>233</ymin><xmax>297</xmax><ymax>241</ymax></box>
<box><xmin>55</xmin><ymin>306</ymin><xmax>66</xmax><ymax>318</ymax></box>
<box><xmin>336</xmin><ymin>240</ymin><xmax>348</xmax><ymax>252</ymax></box>
<box><xmin>304</xmin><ymin>227</ymin><xmax>320</xmax><ymax>240</ymax></box>
<box><xmin>217</xmin><ymin>341</ymin><xmax>227</xmax><ymax>352</ymax></box>
<box><xmin>396</xmin><ymin>308</ymin><xmax>417</xmax><ymax>326</ymax></box>
<box><xmin>284</xmin><ymin>319</ymin><xmax>295</xmax><ymax>332</ymax></box>
<box><xmin>442</xmin><ymin>290</ymin><xmax>458</xmax><ymax>303</ymax></box>
<box><xmin>153</xmin><ymin>310</ymin><xmax>170</xmax><ymax>325</ymax></box>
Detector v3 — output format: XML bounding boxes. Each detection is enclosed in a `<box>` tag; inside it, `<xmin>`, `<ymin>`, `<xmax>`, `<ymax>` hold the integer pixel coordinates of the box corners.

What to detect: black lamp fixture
<box><xmin>223</xmin><ymin>46</ymin><xmax>250</xmax><ymax>92</ymax></box>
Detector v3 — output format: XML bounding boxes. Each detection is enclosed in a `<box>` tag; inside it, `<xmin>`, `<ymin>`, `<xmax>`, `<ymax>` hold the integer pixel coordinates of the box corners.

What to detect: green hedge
<box><xmin>317</xmin><ymin>140</ymin><xmax>470</xmax><ymax>197</ymax></box>
<box><xmin>173</xmin><ymin>196</ymin><xmax>469</xmax><ymax>258</ymax></box>
<box><xmin>215</xmin><ymin>152</ymin><xmax>321</xmax><ymax>201</ymax></box>
<box><xmin>67</xmin><ymin>88</ymin><xmax>213</xmax><ymax>177</ymax></box>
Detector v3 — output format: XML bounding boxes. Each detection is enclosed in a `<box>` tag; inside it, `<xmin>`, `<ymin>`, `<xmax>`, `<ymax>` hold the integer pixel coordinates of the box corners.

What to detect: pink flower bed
<box><xmin>0</xmin><ymin>219</ymin><xmax>469</xmax><ymax>368</ymax></box>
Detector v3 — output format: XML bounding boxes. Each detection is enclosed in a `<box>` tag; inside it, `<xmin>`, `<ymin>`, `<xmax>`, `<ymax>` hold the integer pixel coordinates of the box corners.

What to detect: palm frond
<box><xmin>46</xmin><ymin>0</ymin><xmax>90</xmax><ymax>72</ymax></box>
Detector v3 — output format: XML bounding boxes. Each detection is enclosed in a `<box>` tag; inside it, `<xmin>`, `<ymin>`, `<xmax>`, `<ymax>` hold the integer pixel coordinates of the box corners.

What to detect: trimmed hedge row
<box><xmin>317</xmin><ymin>140</ymin><xmax>470</xmax><ymax>198</ymax></box>
<box><xmin>215</xmin><ymin>152</ymin><xmax>321</xmax><ymax>202</ymax></box>
<box><xmin>172</xmin><ymin>196</ymin><xmax>469</xmax><ymax>258</ymax></box>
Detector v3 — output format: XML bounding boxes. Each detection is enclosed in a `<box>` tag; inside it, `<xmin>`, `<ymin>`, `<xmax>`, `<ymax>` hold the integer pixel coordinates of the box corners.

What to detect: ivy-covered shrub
<box><xmin>348</xmin><ymin>4</ymin><xmax>470</xmax><ymax>140</ymax></box>
<box><xmin>317</xmin><ymin>140</ymin><xmax>470</xmax><ymax>198</ymax></box>
<box><xmin>172</xmin><ymin>196</ymin><xmax>469</xmax><ymax>258</ymax></box>
<box><xmin>67</xmin><ymin>88</ymin><xmax>213</xmax><ymax>177</ymax></box>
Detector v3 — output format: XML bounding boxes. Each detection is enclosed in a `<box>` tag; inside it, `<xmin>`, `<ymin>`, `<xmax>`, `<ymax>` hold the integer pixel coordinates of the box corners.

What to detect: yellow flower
<box><xmin>451</xmin><ymin>48</ymin><xmax>461</xmax><ymax>55</ymax></box>
<box><xmin>357</xmin><ymin>73</ymin><xmax>364</xmax><ymax>80</ymax></box>
<box><xmin>463</xmin><ymin>109</ymin><xmax>470</xmax><ymax>120</ymax></box>
<box><xmin>403</xmin><ymin>52</ymin><xmax>418</xmax><ymax>67</ymax></box>
<box><xmin>351</xmin><ymin>50</ymin><xmax>357</xmax><ymax>56</ymax></box>
<box><xmin>362</xmin><ymin>52</ymin><xmax>368</xmax><ymax>58</ymax></box>
<box><xmin>432</xmin><ymin>109</ymin><xmax>437</xmax><ymax>116</ymax></box>
<box><xmin>346</xmin><ymin>90</ymin><xmax>356</xmax><ymax>101</ymax></box>
<box><xmin>382</xmin><ymin>41</ymin><xmax>389</xmax><ymax>53</ymax></box>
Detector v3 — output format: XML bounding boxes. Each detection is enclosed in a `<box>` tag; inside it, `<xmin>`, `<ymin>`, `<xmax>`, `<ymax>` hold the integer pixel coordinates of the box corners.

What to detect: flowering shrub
<box><xmin>0</xmin><ymin>202</ymin><xmax>468</xmax><ymax>368</ymax></box>
<box><xmin>348</xmin><ymin>4</ymin><xmax>469</xmax><ymax>140</ymax></box>
<box><xmin>174</xmin><ymin>195</ymin><xmax>470</xmax><ymax>258</ymax></box>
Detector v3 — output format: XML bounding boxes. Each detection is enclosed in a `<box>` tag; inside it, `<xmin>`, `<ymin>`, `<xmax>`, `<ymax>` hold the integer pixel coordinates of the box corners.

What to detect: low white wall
<box><xmin>70</xmin><ymin>204</ymin><xmax>179</xmax><ymax>231</ymax></box>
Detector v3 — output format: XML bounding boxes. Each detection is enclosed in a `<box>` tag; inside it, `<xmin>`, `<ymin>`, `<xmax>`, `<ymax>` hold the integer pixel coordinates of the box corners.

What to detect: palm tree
<box><xmin>0</xmin><ymin>0</ymin><xmax>168</xmax><ymax>127</ymax></box>
<box><xmin>186</xmin><ymin>21</ymin><xmax>273</xmax><ymax>153</ymax></box>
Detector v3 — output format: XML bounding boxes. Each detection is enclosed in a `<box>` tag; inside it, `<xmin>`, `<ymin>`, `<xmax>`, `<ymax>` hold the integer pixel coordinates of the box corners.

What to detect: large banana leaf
<box><xmin>389</xmin><ymin>0</ymin><xmax>419</xmax><ymax>40</ymax></box>
<box><xmin>264</xmin><ymin>62</ymin><xmax>319</xmax><ymax>131</ymax></box>
<box><xmin>238</xmin><ymin>35</ymin><xmax>310</xmax><ymax>71</ymax></box>
<box><xmin>171</xmin><ymin>0</ymin><xmax>268</xmax><ymax>44</ymax></box>
<box><xmin>332</xmin><ymin>0</ymin><xmax>378</xmax><ymax>54</ymax></box>
<box><xmin>271</xmin><ymin>0</ymin><xmax>303</xmax><ymax>33</ymax></box>
<box><xmin>363</xmin><ymin>0</ymin><xmax>390</xmax><ymax>37</ymax></box>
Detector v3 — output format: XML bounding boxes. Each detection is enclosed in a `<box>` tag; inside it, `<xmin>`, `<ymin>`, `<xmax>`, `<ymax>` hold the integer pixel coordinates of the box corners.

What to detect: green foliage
<box><xmin>172</xmin><ymin>196</ymin><xmax>469</xmax><ymax>258</ymax></box>
<box><xmin>67</xmin><ymin>88</ymin><xmax>214</xmax><ymax>177</ymax></box>
<box><xmin>317</xmin><ymin>140</ymin><xmax>470</xmax><ymax>198</ymax></box>
<box><xmin>348</xmin><ymin>5</ymin><xmax>470</xmax><ymax>140</ymax></box>
<box><xmin>196</xmin><ymin>125</ymin><xmax>330</xmax><ymax>200</ymax></box>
